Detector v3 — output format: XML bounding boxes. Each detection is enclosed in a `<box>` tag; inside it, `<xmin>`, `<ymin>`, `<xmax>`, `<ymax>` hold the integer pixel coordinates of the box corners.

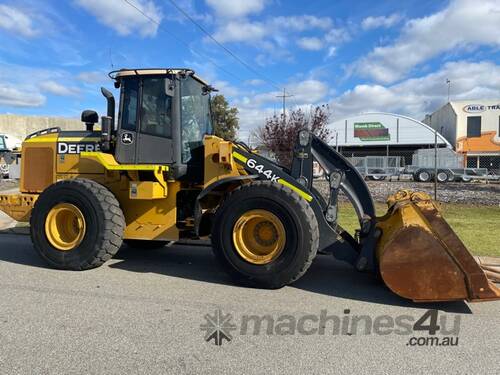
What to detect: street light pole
<box><xmin>434</xmin><ymin>125</ymin><xmax>438</xmax><ymax>201</ymax></box>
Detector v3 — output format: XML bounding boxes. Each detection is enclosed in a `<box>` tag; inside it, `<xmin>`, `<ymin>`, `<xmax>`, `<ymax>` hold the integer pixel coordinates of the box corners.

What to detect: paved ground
<box><xmin>0</xmin><ymin>234</ymin><xmax>499</xmax><ymax>374</ymax></box>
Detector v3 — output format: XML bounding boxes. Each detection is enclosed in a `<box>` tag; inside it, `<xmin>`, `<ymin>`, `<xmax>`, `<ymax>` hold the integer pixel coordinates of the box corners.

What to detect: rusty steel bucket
<box><xmin>376</xmin><ymin>190</ymin><xmax>500</xmax><ymax>302</ymax></box>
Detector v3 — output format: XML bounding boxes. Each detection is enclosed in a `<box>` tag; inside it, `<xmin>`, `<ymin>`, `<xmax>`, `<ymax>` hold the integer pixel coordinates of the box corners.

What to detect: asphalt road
<box><xmin>0</xmin><ymin>234</ymin><xmax>499</xmax><ymax>375</ymax></box>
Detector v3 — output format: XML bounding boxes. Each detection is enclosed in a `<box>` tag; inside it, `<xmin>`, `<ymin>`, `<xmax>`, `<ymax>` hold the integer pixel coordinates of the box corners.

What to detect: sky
<box><xmin>0</xmin><ymin>0</ymin><xmax>499</xmax><ymax>141</ymax></box>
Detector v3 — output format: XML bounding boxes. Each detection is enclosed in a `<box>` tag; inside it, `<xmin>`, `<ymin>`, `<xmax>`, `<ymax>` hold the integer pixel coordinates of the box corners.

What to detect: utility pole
<box><xmin>276</xmin><ymin>88</ymin><xmax>293</xmax><ymax>123</ymax></box>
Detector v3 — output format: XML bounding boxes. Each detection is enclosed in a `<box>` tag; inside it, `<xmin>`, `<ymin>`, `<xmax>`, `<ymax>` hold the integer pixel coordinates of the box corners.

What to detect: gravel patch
<box><xmin>314</xmin><ymin>179</ymin><xmax>500</xmax><ymax>206</ymax></box>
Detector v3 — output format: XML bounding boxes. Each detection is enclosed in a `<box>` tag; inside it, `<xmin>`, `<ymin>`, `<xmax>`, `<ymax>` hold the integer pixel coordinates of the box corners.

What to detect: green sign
<box><xmin>354</xmin><ymin>122</ymin><xmax>390</xmax><ymax>141</ymax></box>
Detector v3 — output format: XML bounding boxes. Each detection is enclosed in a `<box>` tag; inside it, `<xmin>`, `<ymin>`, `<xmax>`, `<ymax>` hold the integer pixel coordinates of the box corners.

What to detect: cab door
<box><xmin>136</xmin><ymin>77</ymin><xmax>174</xmax><ymax>164</ymax></box>
<box><xmin>115</xmin><ymin>76</ymin><xmax>174</xmax><ymax>165</ymax></box>
<box><xmin>115</xmin><ymin>76</ymin><xmax>139</xmax><ymax>164</ymax></box>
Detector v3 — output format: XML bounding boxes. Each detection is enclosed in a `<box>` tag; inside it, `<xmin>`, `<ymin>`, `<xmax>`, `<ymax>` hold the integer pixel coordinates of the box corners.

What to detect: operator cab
<box><xmin>105</xmin><ymin>68</ymin><xmax>214</xmax><ymax>181</ymax></box>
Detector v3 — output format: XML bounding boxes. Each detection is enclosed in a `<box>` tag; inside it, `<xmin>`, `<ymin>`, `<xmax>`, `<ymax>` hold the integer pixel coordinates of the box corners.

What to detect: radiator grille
<box><xmin>22</xmin><ymin>148</ymin><xmax>54</xmax><ymax>192</ymax></box>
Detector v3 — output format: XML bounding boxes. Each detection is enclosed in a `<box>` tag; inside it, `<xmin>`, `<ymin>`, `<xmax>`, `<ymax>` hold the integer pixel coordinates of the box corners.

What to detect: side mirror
<box><xmin>100</xmin><ymin>116</ymin><xmax>113</xmax><ymax>152</ymax></box>
<box><xmin>81</xmin><ymin>110</ymin><xmax>98</xmax><ymax>131</ymax></box>
<box><xmin>165</xmin><ymin>79</ymin><xmax>174</xmax><ymax>97</ymax></box>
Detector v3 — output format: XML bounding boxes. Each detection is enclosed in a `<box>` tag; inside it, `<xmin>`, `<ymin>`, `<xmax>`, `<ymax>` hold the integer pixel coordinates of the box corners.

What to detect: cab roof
<box><xmin>110</xmin><ymin>68</ymin><xmax>209</xmax><ymax>86</ymax></box>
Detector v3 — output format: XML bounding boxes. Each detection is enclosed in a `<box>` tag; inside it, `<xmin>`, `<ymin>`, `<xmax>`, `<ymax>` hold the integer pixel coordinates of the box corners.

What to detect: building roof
<box><xmin>329</xmin><ymin>112</ymin><xmax>451</xmax><ymax>147</ymax></box>
<box><xmin>430</xmin><ymin>99</ymin><xmax>500</xmax><ymax>116</ymax></box>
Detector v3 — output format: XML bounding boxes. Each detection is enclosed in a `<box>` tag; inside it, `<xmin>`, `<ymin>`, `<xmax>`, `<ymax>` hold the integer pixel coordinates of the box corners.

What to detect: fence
<box><xmin>334</xmin><ymin>144</ymin><xmax>500</xmax><ymax>184</ymax></box>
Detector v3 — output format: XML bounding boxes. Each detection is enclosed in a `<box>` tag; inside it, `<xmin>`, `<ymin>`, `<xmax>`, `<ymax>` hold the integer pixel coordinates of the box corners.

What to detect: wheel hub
<box><xmin>233</xmin><ymin>209</ymin><xmax>285</xmax><ymax>265</ymax></box>
<box><xmin>44</xmin><ymin>203</ymin><xmax>86</xmax><ymax>251</ymax></box>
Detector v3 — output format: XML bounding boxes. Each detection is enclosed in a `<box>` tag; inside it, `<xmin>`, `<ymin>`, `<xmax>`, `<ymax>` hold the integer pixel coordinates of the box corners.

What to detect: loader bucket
<box><xmin>376</xmin><ymin>190</ymin><xmax>500</xmax><ymax>302</ymax></box>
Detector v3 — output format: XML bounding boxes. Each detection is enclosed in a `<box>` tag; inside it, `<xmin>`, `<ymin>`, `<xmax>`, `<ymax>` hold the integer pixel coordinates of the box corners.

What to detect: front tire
<box><xmin>30</xmin><ymin>178</ymin><xmax>125</xmax><ymax>270</ymax></box>
<box><xmin>211</xmin><ymin>181</ymin><xmax>319</xmax><ymax>289</ymax></box>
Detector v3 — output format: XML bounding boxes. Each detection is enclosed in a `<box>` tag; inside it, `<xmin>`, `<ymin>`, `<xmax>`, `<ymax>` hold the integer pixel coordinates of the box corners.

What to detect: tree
<box><xmin>211</xmin><ymin>94</ymin><xmax>239</xmax><ymax>141</ymax></box>
<box><xmin>257</xmin><ymin>105</ymin><xmax>331</xmax><ymax>167</ymax></box>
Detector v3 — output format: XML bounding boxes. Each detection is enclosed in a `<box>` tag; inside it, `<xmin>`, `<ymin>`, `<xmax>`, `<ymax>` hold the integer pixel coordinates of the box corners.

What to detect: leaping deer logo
<box><xmin>121</xmin><ymin>132</ymin><xmax>134</xmax><ymax>145</ymax></box>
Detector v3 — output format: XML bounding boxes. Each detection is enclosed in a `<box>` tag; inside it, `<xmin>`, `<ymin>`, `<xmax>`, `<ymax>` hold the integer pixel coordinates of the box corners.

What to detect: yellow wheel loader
<box><xmin>0</xmin><ymin>68</ymin><xmax>498</xmax><ymax>302</ymax></box>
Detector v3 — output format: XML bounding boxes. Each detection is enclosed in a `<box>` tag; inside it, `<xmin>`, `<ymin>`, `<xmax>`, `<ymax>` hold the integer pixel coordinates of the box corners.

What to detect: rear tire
<box><xmin>30</xmin><ymin>178</ymin><xmax>125</xmax><ymax>270</ymax></box>
<box><xmin>414</xmin><ymin>169</ymin><xmax>432</xmax><ymax>182</ymax></box>
<box><xmin>211</xmin><ymin>181</ymin><xmax>319</xmax><ymax>289</ymax></box>
<box><xmin>436</xmin><ymin>170</ymin><xmax>449</xmax><ymax>183</ymax></box>
<box><xmin>124</xmin><ymin>239</ymin><xmax>169</xmax><ymax>249</ymax></box>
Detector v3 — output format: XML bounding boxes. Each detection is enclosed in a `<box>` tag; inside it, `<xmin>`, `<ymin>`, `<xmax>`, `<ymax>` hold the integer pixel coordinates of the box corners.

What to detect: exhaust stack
<box><xmin>100</xmin><ymin>87</ymin><xmax>115</xmax><ymax>129</ymax></box>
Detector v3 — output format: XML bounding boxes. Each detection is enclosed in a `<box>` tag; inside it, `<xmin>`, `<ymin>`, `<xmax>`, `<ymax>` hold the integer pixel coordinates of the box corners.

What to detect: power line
<box><xmin>122</xmin><ymin>0</ymin><xmax>245</xmax><ymax>84</ymax></box>
<box><xmin>165</xmin><ymin>0</ymin><xmax>282</xmax><ymax>92</ymax></box>
<box><xmin>123</xmin><ymin>0</ymin><xmax>295</xmax><ymax>114</ymax></box>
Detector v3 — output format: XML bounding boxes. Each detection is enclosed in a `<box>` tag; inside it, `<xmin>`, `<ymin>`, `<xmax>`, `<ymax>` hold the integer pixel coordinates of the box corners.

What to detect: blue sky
<box><xmin>0</xmin><ymin>0</ymin><xmax>499</xmax><ymax>140</ymax></box>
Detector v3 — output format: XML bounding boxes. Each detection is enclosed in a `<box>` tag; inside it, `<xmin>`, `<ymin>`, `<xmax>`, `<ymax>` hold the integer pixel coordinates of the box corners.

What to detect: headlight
<box><xmin>298</xmin><ymin>130</ymin><xmax>310</xmax><ymax>146</ymax></box>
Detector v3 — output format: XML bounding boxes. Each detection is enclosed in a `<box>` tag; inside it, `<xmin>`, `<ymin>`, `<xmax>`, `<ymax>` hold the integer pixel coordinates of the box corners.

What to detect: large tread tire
<box><xmin>124</xmin><ymin>239</ymin><xmax>169</xmax><ymax>249</ymax></box>
<box><xmin>211</xmin><ymin>181</ymin><xmax>319</xmax><ymax>289</ymax></box>
<box><xmin>30</xmin><ymin>178</ymin><xmax>125</xmax><ymax>270</ymax></box>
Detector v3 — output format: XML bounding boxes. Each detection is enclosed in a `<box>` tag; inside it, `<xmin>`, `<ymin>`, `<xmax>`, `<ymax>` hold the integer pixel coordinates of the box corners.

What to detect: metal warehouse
<box><xmin>328</xmin><ymin>112</ymin><xmax>450</xmax><ymax>163</ymax></box>
<box><xmin>423</xmin><ymin>100</ymin><xmax>500</xmax><ymax>171</ymax></box>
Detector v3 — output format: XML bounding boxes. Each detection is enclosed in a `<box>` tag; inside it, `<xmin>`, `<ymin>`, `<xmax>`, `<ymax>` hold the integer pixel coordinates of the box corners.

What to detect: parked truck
<box><xmin>349</xmin><ymin>148</ymin><xmax>499</xmax><ymax>183</ymax></box>
<box><xmin>0</xmin><ymin>133</ymin><xmax>22</xmax><ymax>179</ymax></box>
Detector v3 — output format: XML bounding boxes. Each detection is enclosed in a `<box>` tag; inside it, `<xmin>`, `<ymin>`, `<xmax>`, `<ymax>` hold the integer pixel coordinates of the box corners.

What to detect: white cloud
<box><xmin>0</xmin><ymin>85</ymin><xmax>45</xmax><ymax>107</ymax></box>
<box><xmin>361</xmin><ymin>13</ymin><xmax>403</xmax><ymax>30</ymax></box>
<box><xmin>39</xmin><ymin>81</ymin><xmax>80</xmax><ymax>96</ymax></box>
<box><xmin>297</xmin><ymin>37</ymin><xmax>323</xmax><ymax>51</ymax></box>
<box><xmin>76</xmin><ymin>0</ymin><xmax>162</xmax><ymax>37</ymax></box>
<box><xmin>271</xmin><ymin>15</ymin><xmax>332</xmax><ymax>31</ymax></box>
<box><xmin>77</xmin><ymin>71</ymin><xmax>109</xmax><ymax>84</ymax></box>
<box><xmin>245</xmin><ymin>79</ymin><xmax>266</xmax><ymax>86</ymax></box>
<box><xmin>222</xmin><ymin>60</ymin><xmax>500</xmax><ymax>140</ymax></box>
<box><xmin>355</xmin><ymin>0</ymin><xmax>500</xmax><ymax>83</ymax></box>
<box><xmin>212</xmin><ymin>20</ymin><xmax>267</xmax><ymax>43</ymax></box>
<box><xmin>237</xmin><ymin>79</ymin><xmax>328</xmax><ymax>109</ymax></box>
<box><xmin>205</xmin><ymin>0</ymin><xmax>265</xmax><ymax>18</ymax></box>
<box><xmin>0</xmin><ymin>63</ymin><xmax>84</xmax><ymax>108</ymax></box>
<box><xmin>332</xmin><ymin>61</ymin><xmax>500</xmax><ymax>119</ymax></box>
<box><xmin>0</xmin><ymin>4</ymin><xmax>38</xmax><ymax>37</ymax></box>
<box><xmin>213</xmin><ymin>80</ymin><xmax>239</xmax><ymax>97</ymax></box>
<box><xmin>211</xmin><ymin>15</ymin><xmax>333</xmax><ymax>43</ymax></box>
<box><xmin>234</xmin><ymin>79</ymin><xmax>329</xmax><ymax>137</ymax></box>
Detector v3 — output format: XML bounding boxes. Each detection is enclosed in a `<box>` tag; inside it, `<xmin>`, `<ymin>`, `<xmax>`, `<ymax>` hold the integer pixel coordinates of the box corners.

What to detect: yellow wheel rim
<box><xmin>233</xmin><ymin>209</ymin><xmax>286</xmax><ymax>265</ymax></box>
<box><xmin>44</xmin><ymin>203</ymin><xmax>86</xmax><ymax>251</ymax></box>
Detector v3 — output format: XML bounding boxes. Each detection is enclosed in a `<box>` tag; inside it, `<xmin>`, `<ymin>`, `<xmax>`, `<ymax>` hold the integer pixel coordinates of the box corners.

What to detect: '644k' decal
<box><xmin>245</xmin><ymin>158</ymin><xmax>280</xmax><ymax>182</ymax></box>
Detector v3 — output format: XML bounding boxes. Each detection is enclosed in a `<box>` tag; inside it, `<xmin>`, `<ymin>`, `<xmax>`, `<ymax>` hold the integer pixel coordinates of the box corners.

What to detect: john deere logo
<box><xmin>57</xmin><ymin>142</ymin><xmax>100</xmax><ymax>154</ymax></box>
<box><xmin>121</xmin><ymin>132</ymin><xmax>134</xmax><ymax>145</ymax></box>
<box><xmin>463</xmin><ymin>104</ymin><xmax>486</xmax><ymax>113</ymax></box>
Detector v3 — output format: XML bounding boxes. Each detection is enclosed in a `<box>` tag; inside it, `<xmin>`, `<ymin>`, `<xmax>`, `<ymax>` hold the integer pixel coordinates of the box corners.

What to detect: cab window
<box><xmin>121</xmin><ymin>77</ymin><xmax>139</xmax><ymax>132</ymax></box>
<box><xmin>0</xmin><ymin>136</ymin><xmax>6</xmax><ymax>150</ymax></box>
<box><xmin>180</xmin><ymin>76</ymin><xmax>212</xmax><ymax>163</ymax></box>
<box><xmin>140</xmin><ymin>77</ymin><xmax>172</xmax><ymax>138</ymax></box>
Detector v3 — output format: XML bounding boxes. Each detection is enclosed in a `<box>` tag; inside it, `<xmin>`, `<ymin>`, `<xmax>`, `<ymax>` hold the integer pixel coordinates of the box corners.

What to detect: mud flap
<box><xmin>376</xmin><ymin>190</ymin><xmax>500</xmax><ymax>302</ymax></box>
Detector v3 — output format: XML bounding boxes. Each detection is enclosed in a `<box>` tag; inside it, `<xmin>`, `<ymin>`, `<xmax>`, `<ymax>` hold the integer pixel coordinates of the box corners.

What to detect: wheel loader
<box><xmin>0</xmin><ymin>68</ymin><xmax>498</xmax><ymax>302</ymax></box>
